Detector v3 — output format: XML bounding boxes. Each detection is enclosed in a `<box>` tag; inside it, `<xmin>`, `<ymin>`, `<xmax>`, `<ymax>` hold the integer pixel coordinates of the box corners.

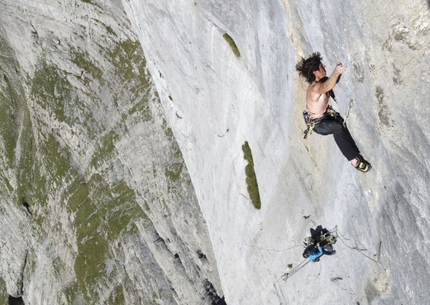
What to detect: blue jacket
<box><xmin>308</xmin><ymin>246</ymin><xmax>323</xmax><ymax>261</ymax></box>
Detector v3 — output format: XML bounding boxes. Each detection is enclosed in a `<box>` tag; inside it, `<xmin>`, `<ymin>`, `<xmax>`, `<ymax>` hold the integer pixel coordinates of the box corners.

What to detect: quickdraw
<box><xmin>342</xmin><ymin>99</ymin><xmax>354</xmax><ymax>127</ymax></box>
<box><xmin>302</xmin><ymin>109</ymin><xmax>322</xmax><ymax>139</ymax></box>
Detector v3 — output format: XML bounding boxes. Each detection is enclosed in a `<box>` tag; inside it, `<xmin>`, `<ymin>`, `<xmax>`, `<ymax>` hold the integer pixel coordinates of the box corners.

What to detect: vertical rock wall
<box><xmin>126</xmin><ymin>0</ymin><xmax>430</xmax><ymax>304</ymax></box>
<box><xmin>0</xmin><ymin>0</ymin><xmax>223</xmax><ymax>304</ymax></box>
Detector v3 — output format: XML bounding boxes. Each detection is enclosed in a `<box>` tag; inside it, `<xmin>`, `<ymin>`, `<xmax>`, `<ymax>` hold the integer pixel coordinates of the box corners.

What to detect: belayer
<box><xmin>281</xmin><ymin>227</ymin><xmax>337</xmax><ymax>281</ymax></box>
<box><xmin>296</xmin><ymin>52</ymin><xmax>371</xmax><ymax>172</ymax></box>
<box><xmin>302</xmin><ymin>242</ymin><xmax>335</xmax><ymax>262</ymax></box>
<box><xmin>303</xmin><ymin>227</ymin><xmax>337</xmax><ymax>262</ymax></box>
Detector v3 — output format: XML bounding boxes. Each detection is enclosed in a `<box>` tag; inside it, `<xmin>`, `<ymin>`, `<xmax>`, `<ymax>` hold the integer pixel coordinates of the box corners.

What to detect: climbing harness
<box><xmin>302</xmin><ymin>109</ymin><xmax>328</xmax><ymax>139</ymax></box>
<box><xmin>303</xmin><ymin>100</ymin><xmax>354</xmax><ymax>139</ymax></box>
<box><xmin>303</xmin><ymin>105</ymin><xmax>338</xmax><ymax>139</ymax></box>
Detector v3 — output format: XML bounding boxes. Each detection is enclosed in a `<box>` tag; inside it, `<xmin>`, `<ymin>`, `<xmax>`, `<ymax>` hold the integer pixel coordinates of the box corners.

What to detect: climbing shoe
<box><xmin>354</xmin><ymin>159</ymin><xmax>371</xmax><ymax>173</ymax></box>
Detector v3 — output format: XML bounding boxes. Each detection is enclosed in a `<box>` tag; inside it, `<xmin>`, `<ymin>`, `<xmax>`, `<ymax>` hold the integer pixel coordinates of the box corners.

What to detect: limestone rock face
<box><xmin>125</xmin><ymin>0</ymin><xmax>430</xmax><ymax>304</ymax></box>
<box><xmin>0</xmin><ymin>0</ymin><xmax>223</xmax><ymax>304</ymax></box>
<box><xmin>1</xmin><ymin>0</ymin><xmax>430</xmax><ymax>304</ymax></box>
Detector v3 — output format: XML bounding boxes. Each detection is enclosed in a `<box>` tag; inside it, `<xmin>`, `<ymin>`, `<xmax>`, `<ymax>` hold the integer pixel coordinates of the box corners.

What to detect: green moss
<box><xmin>242</xmin><ymin>141</ymin><xmax>261</xmax><ymax>209</ymax></box>
<box><xmin>31</xmin><ymin>64</ymin><xmax>72</xmax><ymax>122</ymax></box>
<box><xmin>108</xmin><ymin>285</ymin><xmax>125</xmax><ymax>304</ymax></box>
<box><xmin>0</xmin><ymin>81</ymin><xmax>19</xmax><ymax>162</ymax></box>
<box><xmin>106</xmin><ymin>39</ymin><xmax>153</xmax><ymax>122</ymax></box>
<box><xmin>67</xmin><ymin>180</ymin><xmax>90</xmax><ymax>211</ymax></box>
<box><xmin>127</xmin><ymin>97</ymin><xmax>151</xmax><ymax>122</ymax></box>
<box><xmin>106</xmin><ymin>26</ymin><xmax>116</xmax><ymax>36</ymax></box>
<box><xmin>0</xmin><ymin>277</ymin><xmax>7</xmax><ymax>304</ymax></box>
<box><xmin>165</xmin><ymin>127</ymin><xmax>173</xmax><ymax>137</ymax></box>
<box><xmin>223</xmin><ymin>33</ymin><xmax>241</xmax><ymax>57</ymax></box>
<box><xmin>109</xmin><ymin>39</ymin><xmax>146</xmax><ymax>83</ymax></box>
<box><xmin>65</xmin><ymin>174</ymin><xmax>148</xmax><ymax>302</ymax></box>
<box><xmin>165</xmin><ymin>162</ymin><xmax>183</xmax><ymax>181</ymax></box>
<box><xmin>72</xmin><ymin>49</ymin><xmax>103</xmax><ymax>82</ymax></box>
<box><xmin>101</xmin><ymin>130</ymin><xmax>119</xmax><ymax>155</ymax></box>
<box><xmin>172</xmin><ymin>143</ymin><xmax>183</xmax><ymax>159</ymax></box>
<box><xmin>17</xmin><ymin>131</ymin><xmax>72</xmax><ymax>221</ymax></box>
<box><xmin>42</xmin><ymin>133</ymin><xmax>71</xmax><ymax>178</ymax></box>
<box><xmin>89</xmin><ymin>129</ymin><xmax>118</xmax><ymax>167</ymax></box>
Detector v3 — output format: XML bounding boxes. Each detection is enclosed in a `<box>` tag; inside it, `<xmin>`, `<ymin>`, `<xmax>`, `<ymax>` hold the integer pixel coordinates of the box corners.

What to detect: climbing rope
<box><xmin>281</xmin><ymin>258</ymin><xmax>310</xmax><ymax>281</ymax></box>
<box><xmin>333</xmin><ymin>226</ymin><xmax>382</xmax><ymax>263</ymax></box>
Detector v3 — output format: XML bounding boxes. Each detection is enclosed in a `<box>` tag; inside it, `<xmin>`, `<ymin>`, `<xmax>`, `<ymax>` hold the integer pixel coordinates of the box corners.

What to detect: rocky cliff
<box><xmin>1</xmin><ymin>0</ymin><xmax>429</xmax><ymax>304</ymax></box>
<box><xmin>0</xmin><ymin>0</ymin><xmax>223</xmax><ymax>304</ymax></box>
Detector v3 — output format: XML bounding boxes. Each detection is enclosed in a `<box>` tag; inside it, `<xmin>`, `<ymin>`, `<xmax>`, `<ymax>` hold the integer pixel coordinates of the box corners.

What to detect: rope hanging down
<box><xmin>281</xmin><ymin>259</ymin><xmax>310</xmax><ymax>281</ymax></box>
<box><xmin>334</xmin><ymin>227</ymin><xmax>382</xmax><ymax>263</ymax></box>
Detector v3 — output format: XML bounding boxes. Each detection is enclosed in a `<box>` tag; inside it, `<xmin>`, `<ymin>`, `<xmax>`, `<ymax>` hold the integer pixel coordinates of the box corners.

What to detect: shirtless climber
<box><xmin>296</xmin><ymin>52</ymin><xmax>371</xmax><ymax>172</ymax></box>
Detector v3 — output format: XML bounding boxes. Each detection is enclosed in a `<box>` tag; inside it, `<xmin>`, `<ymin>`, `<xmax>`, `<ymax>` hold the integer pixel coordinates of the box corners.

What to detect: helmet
<box><xmin>302</xmin><ymin>251</ymin><xmax>310</xmax><ymax>258</ymax></box>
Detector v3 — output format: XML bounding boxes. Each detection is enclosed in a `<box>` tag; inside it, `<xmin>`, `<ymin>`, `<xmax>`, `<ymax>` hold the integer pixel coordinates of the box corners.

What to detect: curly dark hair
<box><xmin>296</xmin><ymin>52</ymin><xmax>323</xmax><ymax>83</ymax></box>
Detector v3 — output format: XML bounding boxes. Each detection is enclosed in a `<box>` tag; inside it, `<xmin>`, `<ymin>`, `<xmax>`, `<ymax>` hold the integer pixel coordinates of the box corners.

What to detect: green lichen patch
<box><xmin>31</xmin><ymin>62</ymin><xmax>103</xmax><ymax>140</ymax></box>
<box><xmin>105</xmin><ymin>38</ymin><xmax>153</xmax><ymax>121</ymax></box>
<box><xmin>0</xmin><ymin>277</ymin><xmax>6</xmax><ymax>304</ymax></box>
<box><xmin>105</xmin><ymin>26</ymin><xmax>116</xmax><ymax>37</ymax></box>
<box><xmin>23</xmin><ymin>132</ymin><xmax>73</xmax><ymax>226</ymax></box>
<box><xmin>107</xmin><ymin>285</ymin><xmax>125</xmax><ymax>304</ymax></box>
<box><xmin>165</xmin><ymin>162</ymin><xmax>184</xmax><ymax>181</ymax></box>
<box><xmin>242</xmin><ymin>141</ymin><xmax>261</xmax><ymax>209</ymax></box>
<box><xmin>72</xmin><ymin>48</ymin><xmax>103</xmax><ymax>83</ymax></box>
<box><xmin>0</xmin><ymin>81</ymin><xmax>19</xmax><ymax>162</ymax></box>
<box><xmin>109</xmin><ymin>39</ymin><xmax>147</xmax><ymax>84</ymax></box>
<box><xmin>223</xmin><ymin>33</ymin><xmax>241</xmax><ymax>57</ymax></box>
<box><xmin>89</xmin><ymin>128</ymin><xmax>120</xmax><ymax>168</ymax></box>
<box><xmin>65</xmin><ymin>174</ymin><xmax>148</xmax><ymax>302</ymax></box>
<box><xmin>31</xmin><ymin>64</ymin><xmax>72</xmax><ymax>121</ymax></box>
<box><xmin>127</xmin><ymin>97</ymin><xmax>152</xmax><ymax>122</ymax></box>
